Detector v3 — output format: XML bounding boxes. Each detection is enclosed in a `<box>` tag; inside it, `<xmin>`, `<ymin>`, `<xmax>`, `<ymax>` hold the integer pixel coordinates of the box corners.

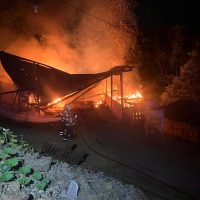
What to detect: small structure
<box><xmin>163</xmin><ymin>100</ymin><xmax>200</xmax><ymax>142</ymax></box>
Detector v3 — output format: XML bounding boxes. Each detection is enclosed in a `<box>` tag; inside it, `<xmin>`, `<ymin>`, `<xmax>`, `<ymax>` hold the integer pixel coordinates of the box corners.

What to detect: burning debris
<box><xmin>94</xmin><ymin>100</ymin><xmax>104</xmax><ymax>108</ymax></box>
<box><xmin>112</xmin><ymin>90</ymin><xmax>144</xmax><ymax>107</ymax></box>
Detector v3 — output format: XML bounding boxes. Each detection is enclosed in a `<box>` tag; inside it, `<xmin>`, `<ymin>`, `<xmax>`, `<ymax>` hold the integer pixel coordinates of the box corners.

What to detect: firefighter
<box><xmin>59</xmin><ymin>104</ymin><xmax>78</xmax><ymax>141</ymax></box>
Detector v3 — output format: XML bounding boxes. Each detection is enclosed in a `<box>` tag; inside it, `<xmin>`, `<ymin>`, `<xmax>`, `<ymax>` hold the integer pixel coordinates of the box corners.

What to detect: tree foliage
<box><xmin>127</xmin><ymin>1</ymin><xmax>200</xmax><ymax>100</ymax></box>
<box><xmin>161</xmin><ymin>52</ymin><xmax>200</xmax><ymax>105</ymax></box>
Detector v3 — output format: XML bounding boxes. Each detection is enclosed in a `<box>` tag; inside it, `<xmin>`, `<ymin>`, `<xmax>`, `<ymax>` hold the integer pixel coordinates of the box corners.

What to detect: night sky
<box><xmin>134</xmin><ymin>0</ymin><xmax>200</xmax><ymax>34</ymax></box>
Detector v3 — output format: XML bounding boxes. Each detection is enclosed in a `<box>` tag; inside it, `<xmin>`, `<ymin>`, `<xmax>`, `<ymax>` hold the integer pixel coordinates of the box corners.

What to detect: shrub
<box><xmin>18</xmin><ymin>166</ymin><xmax>32</xmax><ymax>176</ymax></box>
<box><xmin>36</xmin><ymin>178</ymin><xmax>51</xmax><ymax>191</ymax></box>
<box><xmin>18</xmin><ymin>177</ymin><xmax>31</xmax><ymax>186</ymax></box>
<box><xmin>0</xmin><ymin>171</ymin><xmax>14</xmax><ymax>182</ymax></box>
<box><xmin>32</xmin><ymin>171</ymin><xmax>43</xmax><ymax>181</ymax></box>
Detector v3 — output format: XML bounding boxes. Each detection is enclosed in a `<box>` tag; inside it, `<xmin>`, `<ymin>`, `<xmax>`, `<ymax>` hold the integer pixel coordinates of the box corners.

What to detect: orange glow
<box><xmin>28</xmin><ymin>94</ymin><xmax>35</xmax><ymax>104</ymax></box>
<box><xmin>125</xmin><ymin>91</ymin><xmax>143</xmax><ymax>100</ymax></box>
<box><xmin>112</xmin><ymin>91</ymin><xmax>143</xmax><ymax>100</ymax></box>
<box><xmin>46</xmin><ymin>97</ymin><xmax>65</xmax><ymax>110</ymax></box>
<box><xmin>95</xmin><ymin>104</ymin><xmax>99</xmax><ymax>108</ymax></box>
<box><xmin>94</xmin><ymin>100</ymin><xmax>104</xmax><ymax>108</ymax></box>
<box><xmin>111</xmin><ymin>91</ymin><xmax>144</xmax><ymax>107</ymax></box>
<box><xmin>53</xmin><ymin>98</ymin><xmax>61</xmax><ymax>104</ymax></box>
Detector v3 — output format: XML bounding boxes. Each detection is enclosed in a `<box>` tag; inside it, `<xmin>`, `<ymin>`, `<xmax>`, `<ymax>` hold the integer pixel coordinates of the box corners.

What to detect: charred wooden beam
<box><xmin>0</xmin><ymin>88</ymin><xmax>33</xmax><ymax>95</ymax></box>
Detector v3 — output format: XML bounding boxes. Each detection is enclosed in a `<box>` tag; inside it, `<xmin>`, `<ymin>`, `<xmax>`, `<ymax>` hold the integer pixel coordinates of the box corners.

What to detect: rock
<box><xmin>17</xmin><ymin>149</ymin><xmax>26</xmax><ymax>157</ymax></box>
<box><xmin>47</xmin><ymin>163</ymin><xmax>72</xmax><ymax>186</ymax></box>
<box><xmin>60</xmin><ymin>162</ymin><xmax>70</xmax><ymax>169</ymax></box>
<box><xmin>133</xmin><ymin>187</ymin><xmax>149</xmax><ymax>200</ymax></box>
<box><xmin>1</xmin><ymin>191</ymin><xmax>29</xmax><ymax>200</ymax></box>
<box><xmin>2</xmin><ymin>183</ymin><xmax>8</xmax><ymax>194</ymax></box>
<box><xmin>61</xmin><ymin>180</ymin><xmax>79</xmax><ymax>200</ymax></box>
<box><xmin>50</xmin><ymin>185</ymin><xmax>61</xmax><ymax>199</ymax></box>
<box><xmin>30</xmin><ymin>191</ymin><xmax>41</xmax><ymax>200</ymax></box>
<box><xmin>8</xmin><ymin>181</ymin><xmax>21</xmax><ymax>192</ymax></box>
<box><xmin>77</xmin><ymin>180</ymin><xmax>97</xmax><ymax>200</ymax></box>
<box><xmin>24</xmin><ymin>155</ymin><xmax>52</xmax><ymax>172</ymax></box>
<box><xmin>23</xmin><ymin>152</ymin><xmax>40</xmax><ymax>161</ymax></box>
<box><xmin>105</xmin><ymin>181</ymin><xmax>113</xmax><ymax>191</ymax></box>
<box><xmin>0</xmin><ymin>183</ymin><xmax>3</xmax><ymax>193</ymax></box>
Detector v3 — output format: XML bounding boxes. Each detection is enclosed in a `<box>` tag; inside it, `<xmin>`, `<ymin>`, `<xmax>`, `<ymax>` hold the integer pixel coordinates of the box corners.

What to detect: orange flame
<box><xmin>111</xmin><ymin>91</ymin><xmax>144</xmax><ymax>107</ymax></box>
<box><xmin>125</xmin><ymin>91</ymin><xmax>143</xmax><ymax>99</ymax></box>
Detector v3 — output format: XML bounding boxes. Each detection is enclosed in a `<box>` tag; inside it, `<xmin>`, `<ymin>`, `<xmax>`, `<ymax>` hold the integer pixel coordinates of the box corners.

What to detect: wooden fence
<box><xmin>164</xmin><ymin>118</ymin><xmax>199</xmax><ymax>142</ymax></box>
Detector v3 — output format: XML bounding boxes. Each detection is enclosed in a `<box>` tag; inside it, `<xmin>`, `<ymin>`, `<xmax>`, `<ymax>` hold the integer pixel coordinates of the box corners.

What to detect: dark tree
<box><xmin>161</xmin><ymin>51</ymin><xmax>200</xmax><ymax>105</ymax></box>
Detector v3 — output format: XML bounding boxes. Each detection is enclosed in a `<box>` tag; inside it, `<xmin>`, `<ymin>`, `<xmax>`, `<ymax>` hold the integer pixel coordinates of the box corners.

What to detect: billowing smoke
<box><xmin>0</xmin><ymin>0</ymin><xmax>138</xmax><ymax>93</ymax></box>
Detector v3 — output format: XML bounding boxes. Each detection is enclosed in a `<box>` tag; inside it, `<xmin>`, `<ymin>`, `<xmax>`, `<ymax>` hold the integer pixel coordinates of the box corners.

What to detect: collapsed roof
<box><xmin>0</xmin><ymin>51</ymin><xmax>133</xmax><ymax>105</ymax></box>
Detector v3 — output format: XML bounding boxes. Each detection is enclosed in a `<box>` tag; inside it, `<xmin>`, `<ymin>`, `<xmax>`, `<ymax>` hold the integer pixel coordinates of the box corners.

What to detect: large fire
<box><xmin>94</xmin><ymin>100</ymin><xmax>104</xmax><ymax>108</ymax></box>
<box><xmin>0</xmin><ymin>0</ymin><xmax>137</xmax><ymax>109</ymax></box>
<box><xmin>112</xmin><ymin>91</ymin><xmax>144</xmax><ymax>107</ymax></box>
<box><xmin>125</xmin><ymin>91</ymin><xmax>143</xmax><ymax>100</ymax></box>
<box><xmin>53</xmin><ymin>98</ymin><xmax>61</xmax><ymax>104</ymax></box>
<box><xmin>94</xmin><ymin>90</ymin><xmax>144</xmax><ymax>109</ymax></box>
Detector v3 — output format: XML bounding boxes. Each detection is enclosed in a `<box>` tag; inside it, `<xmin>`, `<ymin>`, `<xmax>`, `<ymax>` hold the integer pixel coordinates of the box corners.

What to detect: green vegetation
<box><xmin>0</xmin><ymin>171</ymin><xmax>14</xmax><ymax>182</ymax></box>
<box><xmin>18</xmin><ymin>177</ymin><xmax>31</xmax><ymax>186</ymax></box>
<box><xmin>0</xmin><ymin>127</ymin><xmax>51</xmax><ymax>191</ymax></box>
<box><xmin>0</xmin><ymin>151</ymin><xmax>10</xmax><ymax>160</ymax></box>
<box><xmin>18</xmin><ymin>166</ymin><xmax>32</xmax><ymax>176</ymax></box>
<box><xmin>3</xmin><ymin>147</ymin><xmax>16</xmax><ymax>155</ymax></box>
<box><xmin>33</xmin><ymin>171</ymin><xmax>43</xmax><ymax>181</ymax></box>
<box><xmin>4</xmin><ymin>157</ymin><xmax>19</xmax><ymax>168</ymax></box>
<box><xmin>36</xmin><ymin>178</ymin><xmax>51</xmax><ymax>191</ymax></box>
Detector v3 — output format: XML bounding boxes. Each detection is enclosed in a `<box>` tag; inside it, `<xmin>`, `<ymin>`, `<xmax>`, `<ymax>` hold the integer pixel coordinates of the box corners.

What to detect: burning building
<box><xmin>0</xmin><ymin>51</ymin><xmax>144</xmax><ymax>122</ymax></box>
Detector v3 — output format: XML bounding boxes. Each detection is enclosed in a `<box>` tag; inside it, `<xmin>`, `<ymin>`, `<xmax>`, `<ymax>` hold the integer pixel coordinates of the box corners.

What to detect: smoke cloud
<box><xmin>0</xmin><ymin>0</ymin><xmax>138</xmax><ymax>94</ymax></box>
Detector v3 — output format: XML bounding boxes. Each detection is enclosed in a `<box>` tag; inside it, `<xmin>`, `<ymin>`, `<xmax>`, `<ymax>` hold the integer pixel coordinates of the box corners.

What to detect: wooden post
<box><xmin>105</xmin><ymin>78</ymin><xmax>108</xmax><ymax>104</ymax></box>
<box><xmin>36</xmin><ymin>88</ymin><xmax>40</xmax><ymax>115</ymax></box>
<box><xmin>106</xmin><ymin>78</ymin><xmax>107</xmax><ymax>95</ymax></box>
<box><xmin>120</xmin><ymin>72</ymin><xmax>124</xmax><ymax>111</ymax></box>
<box><xmin>111</xmin><ymin>75</ymin><xmax>113</xmax><ymax>109</ymax></box>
